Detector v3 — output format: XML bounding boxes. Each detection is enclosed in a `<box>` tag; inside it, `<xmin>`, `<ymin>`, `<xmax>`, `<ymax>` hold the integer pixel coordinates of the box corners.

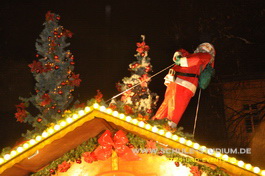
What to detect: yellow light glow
<box><xmin>261</xmin><ymin>170</ymin><xmax>265</xmax><ymax>176</ymax></box>
<box><xmin>48</xmin><ymin>128</ymin><xmax>54</xmax><ymax>134</ymax></box>
<box><xmin>165</xmin><ymin>132</ymin><xmax>172</xmax><ymax>138</ymax></box>
<box><xmin>106</xmin><ymin>108</ymin><xmax>113</xmax><ymax>114</ymax></box>
<box><xmin>193</xmin><ymin>143</ymin><xmax>200</xmax><ymax>149</ymax></box>
<box><xmin>93</xmin><ymin>103</ymin><xmax>99</xmax><ymax>109</ymax></box>
<box><xmin>253</xmin><ymin>167</ymin><xmax>260</xmax><ymax>173</ymax></box>
<box><xmin>138</xmin><ymin>121</ymin><xmax>145</xmax><ymax>128</ymax></box>
<box><xmin>199</xmin><ymin>146</ymin><xmax>207</xmax><ymax>153</ymax></box>
<box><xmin>23</xmin><ymin>143</ymin><xmax>29</xmax><ymax>149</ymax></box>
<box><xmin>60</xmin><ymin>121</ymin><xmax>66</xmax><ymax>127</ymax></box>
<box><xmin>4</xmin><ymin>154</ymin><xmax>11</xmax><ymax>160</ymax></box>
<box><xmin>84</xmin><ymin>106</ymin><xmax>91</xmax><ymax>112</ymax></box>
<box><xmin>214</xmin><ymin>152</ymin><xmax>222</xmax><ymax>158</ymax></box>
<box><xmin>132</xmin><ymin>119</ymin><xmax>138</xmax><ymax>124</ymax></box>
<box><xmin>237</xmin><ymin>160</ymin><xmax>244</xmax><ymax>167</ymax></box>
<box><xmin>179</xmin><ymin>137</ymin><xmax>186</xmax><ymax>144</ymax></box>
<box><xmin>0</xmin><ymin>158</ymin><xmax>4</xmax><ymax>164</ymax></box>
<box><xmin>186</xmin><ymin>140</ymin><xmax>193</xmax><ymax>146</ymax></box>
<box><xmin>125</xmin><ymin>116</ymin><xmax>132</xmax><ymax>122</ymax></box>
<box><xmin>145</xmin><ymin>124</ymin><xmax>151</xmax><ymax>130</ymax></box>
<box><xmin>112</xmin><ymin>111</ymin><xmax>119</xmax><ymax>117</ymax></box>
<box><xmin>54</xmin><ymin>125</ymin><xmax>60</xmax><ymax>130</ymax></box>
<box><xmin>73</xmin><ymin>114</ymin><xmax>78</xmax><ymax>119</ymax></box>
<box><xmin>35</xmin><ymin>136</ymin><xmax>42</xmax><ymax>141</ymax></box>
<box><xmin>245</xmin><ymin>163</ymin><xmax>252</xmax><ymax>170</ymax></box>
<box><xmin>172</xmin><ymin>135</ymin><xmax>178</xmax><ymax>141</ymax></box>
<box><xmin>222</xmin><ymin>154</ymin><xmax>229</xmax><ymax>161</ymax></box>
<box><xmin>158</xmin><ymin>130</ymin><xmax>165</xmax><ymax>135</ymax></box>
<box><xmin>42</xmin><ymin>132</ymin><xmax>48</xmax><ymax>138</ymax></box>
<box><xmin>152</xmin><ymin>126</ymin><xmax>158</xmax><ymax>132</ymax></box>
<box><xmin>229</xmin><ymin>157</ymin><xmax>237</xmax><ymax>164</ymax></box>
<box><xmin>66</xmin><ymin>117</ymin><xmax>73</xmax><ymax>123</ymax></box>
<box><xmin>10</xmin><ymin>150</ymin><xmax>17</xmax><ymax>156</ymax></box>
<box><xmin>17</xmin><ymin>147</ymin><xmax>23</xmax><ymax>153</ymax></box>
<box><xmin>29</xmin><ymin>139</ymin><xmax>36</xmax><ymax>145</ymax></box>
<box><xmin>78</xmin><ymin>110</ymin><xmax>85</xmax><ymax>116</ymax></box>
<box><xmin>99</xmin><ymin>106</ymin><xmax>106</xmax><ymax>112</ymax></box>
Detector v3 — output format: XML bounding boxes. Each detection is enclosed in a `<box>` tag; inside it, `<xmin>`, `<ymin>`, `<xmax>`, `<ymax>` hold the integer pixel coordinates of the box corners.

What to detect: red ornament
<box><xmin>49</xmin><ymin>169</ymin><xmax>55</xmax><ymax>174</ymax></box>
<box><xmin>54</xmin><ymin>65</ymin><xmax>59</xmax><ymax>70</ymax></box>
<box><xmin>61</xmin><ymin>82</ymin><xmax>66</xmax><ymax>86</ymax></box>
<box><xmin>141</xmin><ymin>88</ymin><xmax>146</xmax><ymax>92</ymax></box>
<box><xmin>56</xmin><ymin>16</ymin><xmax>60</xmax><ymax>20</ymax></box>
<box><xmin>58</xmin><ymin>35</ymin><xmax>61</xmax><ymax>38</ymax></box>
<box><xmin>36</xmin><ymin>54</ymin><xmax>39</xmax><ymax>58</ymax></box>
<box><xmin>145</xmin><ymin>66</ymin><xmax>151</xmax><ymax>72</ymax></box>
<box><xmin>175</xmin><ymin>162</ymin><xmax>180</xmax><ymax>167</ymax></box>
<box><xmin>36</xmin><ymin>89</ymin><xmax>39</xmax><ymax>93</ymax></box>
<box><xmin>58</xmin><ymin>90</ymin><xmax>63</xmax><ymax>95</ymax></box>
<box><xmin>70</xmin><ymin>61</ymin><xmax>75</xmax><ymax>65</ymax></box>
<box><xmin>141</xmin><ymin>52</ymin><xmax>145</xmax><ymax>57</ymax></box>
<box><xmin>37</xmin><ymin>118</ymin><xmax>42</xmax><ymax>122</ymax></box>
<box><xmin>51</xmin><ymin>106</ymin><xmax>56</xmax><ymax>109</ymax></box>
<box><xmin>76</xmin><ymin>159</ymin><xmax>82</xmax><ymax>164</ymax></box>
<box><xmin>54</xmin><ymin>55</ymin><xmax>59</xmax><ymax>59</ymax></box>
<box><xmin>57</xmin><ymin>109</ymin><xmax>61</xmax><ymax>113</ymax></box>
<box><xmin>53</xmin><ymin>31</ymin><xmax>58</xmax><ymax>35</ymax></box>
<box><xmin>127</xmin><ymin>84</ymin><xmax>132</xmax><ymax>88</ymax></box>
<box><xmin>146</xmin><ymin>109</ymin><xmax>152</xmax><ymax>113</ymax></box>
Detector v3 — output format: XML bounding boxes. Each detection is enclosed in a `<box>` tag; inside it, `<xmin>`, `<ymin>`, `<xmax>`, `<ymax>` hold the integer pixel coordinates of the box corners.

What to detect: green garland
<box><xmin>31</xmin><ymin>131</ymin><xmax>229</xmax><ymax>176</ymax></box>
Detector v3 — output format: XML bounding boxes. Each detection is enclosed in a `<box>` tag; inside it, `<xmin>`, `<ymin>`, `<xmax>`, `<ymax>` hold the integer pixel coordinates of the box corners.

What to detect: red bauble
<box><xmin>141</xmin><ymin>53</ymin><xmax>145</xmax><ymax>57</ymax></box>
<box><xmin>36</xmin><ymin>89</ymin><xmax>39</xmax><ymax>93</ymax></box>
<box><xmin>36</xmin><ymin>54</ymin><xmax>39</xmax><ymax>58</ymax></box>
<box><xmin>142</xmin><ymin>88</ymin><xmax>146</xmax><ymax>92</ymax></box>
<box><xmin>127</xmin><ymin>84</ymin><xmax>132</xmax><ymax>88</ymax></box>
<box><xmin>37</xmin><ymin>118</ymin><xmax>42</xmax><ymax>122</ymax></box>
<box><xmin>36</xmin><ymin>69</ymin><xmax>40</xmax><ymax>73</ymax></box>
<box><xmin>175</xmin><ymin>162</ymin><xmax>180</xmax><ymax>167</ymax></box>
<box><xmin>58</xmin><ymin>90</ymin><xmax>63</xmax><ymax>95</ymax></box>
<box><xmin>54</xmin><ymin>65</ymin><xmax>59</xmax><ymax>70</ymax></box>
<box><xmin>70</xmin><ymin>61</ymin><xmax>75</xmax><ymax>65</ymax></box>
<box><xmin>58</xmin><ymin>35</ymin><xmax>61</xmax><ymax>38</ymax></box>
<box><xmin>49</xmin><ymin>169</ymin><xmax>55</xmax><ymax>174</ymax></box>
<box><xmin>51</xmin><ymin>106</ymin><xmax>56</xmax><ymax>109</ymax></box>
<box><xmin>56</xmin><ymin>16</ymin><xmax>60</xmax><ymax>20</ymax></box>
<box><xmin>145</xmin><ymin>66</ymin><xmax>151</xmax><ymax>72</ymax></box>
<box><xmin>53</xmin><ymin>31</ymin><xmax>58</xmax><ymax>35</ymax></box>
<box><xmin>76</xmin><ymin>159</ymin><xmax>82</xmax><ymax>164</ymax></box>
<box><xmin>146</xmin><ymin>109</ymin><xmax>152</xmax><ymax>113</ymax></box>
<box><xmin>61</xmin><ymin>82</ymin><xmax>66</xmax><ymax>86</ymax></box>
<box><xmin>57</xmin><ymin>109</ymin><xmax>61</xmax><ymax>113</ymax></box>
<box><xmin>54</xmin><ymin>55</ymin><xmax>59</xmax><ymax>59</ymax></box>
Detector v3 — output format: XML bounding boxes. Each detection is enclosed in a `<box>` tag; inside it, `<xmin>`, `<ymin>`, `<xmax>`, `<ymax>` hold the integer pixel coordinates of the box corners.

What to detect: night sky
<box><xmin>0</xmin><ymin>0</ymin><xmax>264</xmax><ymax>152</ymax></box>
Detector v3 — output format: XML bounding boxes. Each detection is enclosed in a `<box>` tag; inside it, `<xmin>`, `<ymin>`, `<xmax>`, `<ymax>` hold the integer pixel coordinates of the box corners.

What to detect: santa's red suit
<box><xmin>152</xmin><ymin>43</ymin><xmax>215</xmax><ymax>125</ymax></box>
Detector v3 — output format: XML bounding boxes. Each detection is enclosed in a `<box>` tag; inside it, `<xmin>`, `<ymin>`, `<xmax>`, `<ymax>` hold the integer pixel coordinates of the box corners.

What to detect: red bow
<box><xmin>94</xmin><ymin>130</ymin><xmax>140</xmax><ymax>161</ymax></box>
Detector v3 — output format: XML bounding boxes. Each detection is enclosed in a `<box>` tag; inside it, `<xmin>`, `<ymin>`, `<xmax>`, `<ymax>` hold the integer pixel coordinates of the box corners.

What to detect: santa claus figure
<box><xmin>152</xmin><ymin>43</ymin><xmax>215</xmax><ymax>126</ymax></box>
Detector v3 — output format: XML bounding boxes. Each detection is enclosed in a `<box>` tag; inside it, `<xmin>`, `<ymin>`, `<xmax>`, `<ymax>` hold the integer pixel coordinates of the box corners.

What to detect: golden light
<box><xmin>93</xmin><ymin>103</ymin><xmax>99</xmax><ymax>109</ymax></box>
<box><xmin>145</xmin><ymin>124</ymin><xmax>152</xmax><ymax>130</ymax></box>
<box><xmin>17</xmin><ymin>147</ymin><xmax>23</xmax><ymax>153</ymax></box>
<box><xmin>48</xmin><ymin>128</ymin><xmax>54</xmax><ymax>134</ymax></box>
<box><xmin>23</xmin><ymin>143</ymin><xmax>29</xmax><ymax>149</ymax></box>
<box><xmin>54</xmin><ymin>125</ymin><xmax>61</xmax><ymax>131</ymax></box>
<box><xmin>78</xmin><ymin>110</ymin><xmax>85</xmax><ymax>116</ymax></box>
<box><xmin>125</xmin><ymin>116</ymin><xmax>132</xmax><ymax>122</ymax></box>
<box><xmin>10</xmin><ymin>150</ymin><xmax>17</xmax><ymax>157</ymax></box>
<box><xmin>193</xmin><ymin>143</ymin><xmax>200</xmax><ymax>149</ymax></box>
<box><xmin>214</xmin><ymin>152</ymin><xmax>222</xmax><ymax>158</ymax></box>
<box><xmin>132</xmin><ymin>119</ymin><xmax>138</xmax><ymax>124</ymax></box>
<box><xmin>207</xmin><ymin>149</ymin><xmax>214</xmax><ymax>155</ymax></box>
<box><xmin>120</xmin><ymin>114</ymin><xmax>126</xmax><ymax>119</ymax></box>
<box><xmin>35</xmin><ymin>136</ymin><xmax>42</xmax><ymax>141</ymax></box>
<box><xmin>42</xmin><ymin>132</ymin><xmax>48</xmax><ymax>138</ymax></box>
<box><xmin>29</xmin><ymin>139</ymin><xmax>36</xmax><ymax>145</ymax></box>
<box><xmin>4</xmin><ymin>154</ymin><xmax>11</xmax><ymax>160</ymax></box>
<box><xmin>66</xmin><ymin>117</ymin><xmax>73</xmax><ymax>123</ymax></box>
<box><xmin>138</xmin><ymin>121</ymin><xmax>145</xmax><ymax>128</ymax></box>
<box><xmin>179</xmin><ymin>137</ymin><xmax>186</xmax><ymax>144</ymax></box>
<box><xmin>199</xmin><ymin>146</ymin><xmax>207</xmax><ymax>153</ymax></box>
<box><xmin>222</xmin><ymin>154</ymin><xmax>229</xmax><ymax>161</ymax></box>
<box><xmin>229</xmin><ymin>157</ymin><xmax>237</xmax><ymax>164</ymax></box>
<box><xmin>172</xmin><ymin>135</ymin><xmax>178</xmax><ymax>141</ymax></box>
<box><xmin>253</xmin><ymin>167</ymin><xmax>260</xmax><ymax>174</ymax></box>
<box><xmin>0</xmin><ymin>158</ymin><xmax>4</xmax><ymax>164</ymax></box>
<box><xmin>165</xmin><ymin>132</ymin><xmax>172</xmax><ymax>138</ymax></box>
<box><xmin>245</xmin><ymin>163</ymin><xmax>252</xmax><ymax>170</ymax></box>
<box><xmin>152</xmin><ymin>126</ymin><xmax>158</xmax><ymax>133</ymax></box>
<box><xmin>60</xmin><ymin>121</ymin><xmax>66</xmax><ymax>127</ymax></box>
<box><xmin>72</xmin><ymin>114</ymin><xmax>79</xmax><ymax>119</ymax></box>
<box><xmin>99</xmin><ymin>106</ymin><xmax>106</xmax><ymax>112</ymax></box>
<box><xmin>84</xmin><ymin>106</ymin><xmax>91</xmax><ymax>112</ymax></box>
<box><xmin>158</xmin><ymin>129</ymin><xmax>165</xmax><ymax>135</ymax></box>
<box><xmin>261</xmin><ymin>170</ymin><xmax>265</xmax><ymax>176</ymax></box>
<box><xmin>237</xmin><ymin>160</ymin><xmax>244</xmax><ymax>167</ymax></box>
<box><xmin>112</xmin><ymin>111</ymin><xmax>119</xmax><ymax>117</ymax></box>
<box><xmin>106</xmin><ymin>108</ymin><xmax>113</xmax><ymax>114</ymax></box>
<box><xmin>186</xmin><ymin>140</ymin><xmax>193</xmax><ymax>146</ymax></box>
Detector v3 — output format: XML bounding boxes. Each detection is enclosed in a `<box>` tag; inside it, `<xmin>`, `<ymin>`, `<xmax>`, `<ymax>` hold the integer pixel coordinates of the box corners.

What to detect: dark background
<box><xmin>0</xmin><ymin>0</ymin><xmax>264</xmax><ymax>154</ymax></box>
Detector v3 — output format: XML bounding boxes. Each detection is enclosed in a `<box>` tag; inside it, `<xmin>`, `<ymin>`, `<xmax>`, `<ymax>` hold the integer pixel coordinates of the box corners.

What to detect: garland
<box><xmin>31</xmin><ymin>131</ymin><xmax>229</xmax><ymax>176</ymax></box>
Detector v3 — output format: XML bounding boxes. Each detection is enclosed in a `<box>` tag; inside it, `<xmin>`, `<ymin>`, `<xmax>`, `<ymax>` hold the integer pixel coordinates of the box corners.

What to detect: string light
<box><xmin>253</xmin><ymin>167</ymin><xmax>260</xmax><ymax>174</ymax></box>
<box><xmin>78</xmin><ymin>110</ymin><xmax>85</xmax><ymax>116</ymax></box>
<box><xmin>99</xmin><ymin>106</ymin><xmax>106</xmax><ymax>112</ymax></box>
<box><xmin>237</xmin><ymin>160</ymin><xmax>244</xmax><ymax>167</ymax></box>
<box><xmin>245</xmin><ymin>163</ymin><xmax>252</xmax><ymax>170</ymax></box>
<box><xmin>138</xmin><ymin>121</ymin><xmax>145</xmax><ymax>128</ymax></box>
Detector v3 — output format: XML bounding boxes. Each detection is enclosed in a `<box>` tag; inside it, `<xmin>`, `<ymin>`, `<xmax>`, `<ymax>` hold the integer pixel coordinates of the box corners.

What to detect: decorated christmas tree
<box><xmin>111</xmin><ymin>36</ymin><xmax>158</xmax><ymax>120</ymax></box>
<box><xmin>15</xmin><ymin>11</ymin><xmax>81</xmax><ymax>134</ymax></box>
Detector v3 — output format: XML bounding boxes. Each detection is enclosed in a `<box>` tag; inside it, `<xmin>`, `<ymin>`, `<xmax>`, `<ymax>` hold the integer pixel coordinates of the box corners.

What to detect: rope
<box><xmin>193</xmin><ymin>88</ymin><xmax>202</xmax><ymax>136</ymax></box>
<box><xmin>106</xmin><ymin>63</ymin><xmax>175</xmax><ymax>103</ymax></box>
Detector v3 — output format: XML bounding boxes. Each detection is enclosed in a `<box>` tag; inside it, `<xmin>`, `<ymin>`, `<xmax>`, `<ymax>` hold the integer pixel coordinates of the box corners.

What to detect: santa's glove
<box><xmin>164</xmin><ymin>69</ymin><xmax>175</xmax><ymax>86</ymax></box>
<box><xmin>173</xmin><ymin>51</ymin><xmax>182</xmax><ymax>65</ymax></box>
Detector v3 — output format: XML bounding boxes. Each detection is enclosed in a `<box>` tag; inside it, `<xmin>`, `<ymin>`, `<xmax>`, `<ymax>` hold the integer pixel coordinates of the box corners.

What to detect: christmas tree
<box><xmin>15</xmin><ymin>11</ymin><xmax>81</xmax><ymax>134</ymax></box>
<box><xmin>111</xmin><ymin>36</ymin><xmax>158</xmax><ymax>120</ymax></box>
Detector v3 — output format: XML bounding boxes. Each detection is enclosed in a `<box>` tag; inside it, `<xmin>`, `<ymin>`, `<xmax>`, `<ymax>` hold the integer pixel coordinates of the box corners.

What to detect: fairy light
<box><xmin>42</xmin><ymin>132</ymin><xmax>48</xmax><ymax>138</ymax></box>
<box><xmin>237</xmin><ymin>160</ymin><xmax>244</xmax><ymax>167</ymax></box>
<box><xmin>199</xmin><ymin>146</ymin><xmax>207</xmax><ymax>153</ymax></box>
<box><xmin>0</xmin><ymin>158</ymin><xmax>4</xmax><ymax>164</ymax></box>
<box><xmin>193</xmin><ymin>143</ymin><xmax>200</xmax><ymax>149</ymax></box>
<box><xmin>119</xmin><ymin>114</ymin><xmax>126</xmax><ymax>119</ymax></box>
<box><xmin>54</xmin><ymin>125</ymin><xmax>60</xmax><ymax>131</ymax></box>
<box><xmin>132</xmin><ymin>119</ymin><xmax>138</xmax><ymax>124</ymax></box>
<box><xmin>253</xmin><ymin>167</ymin><xmax>260</xmax><ymax>174</ymax></box>
<box><xmin>112</xmin><ymin>111</ymin><xmax>119</xmax><ymax>117</ymax></box>
<box><xmin>73</xmin><ymin>114</ymin><xmax>78</xmax><ymax>119</ymax></box>
<box><xmin>84</xmin><ymin>106</ymin><xmax>91</xmax><ymax>112</ymax></box>
<box><xmin>261</xmin><ymin>170</ymin><xmax>265</xmax><ymax>176</ymax></box>
<box><xmin>152</xmin><ymin>126</ymin><xmax>158</xmax><ymax>132</ymax></box>
<box><xmin>17</xmin><ymin>147</ymin><xmax>23</xmax><ymax>153</ymax></box>
<box><xmin>66</xmin><ymin>117</ymin><xmax>73</xmax><ymax>123</ymax></box>
<box><xmin>78</xmin><ymin>110</ymin><xmax>85</xmax><ymax>116</ymax></box>
<box><xmin>145</xmin><ymin>124</ymin><xmax>151</xmax><ymax>130</ymax></box>
<box><xmin>4</xmin><ymin>154</ymin><xmax>11</xmax><ymax>160</ymax></box>
<box><xmin>222</xmin><ymin>154</ymin><xmax>229</xmax><ymax>161</ymax></box>
<box><xmin>35</xmin><ymin>136</ymin><xmax>42</xmax><ymax>141</ymax></box>
<box><xmin>179</xmin><ymin>137</ymin><xmax>186</xmax><ymax>144</ymax></box>
<box><xmin>106</xmin><ymin>108</ymin><xmax>113</xmax><ymax>114</ymax></box>
<box><xmin>138</xmin><ymin>121</ymin><xmax>145</xmax><ymax>128</ymax></box>
<box><xmin>99</xmin><ymin>106</ymin><xmax>106</xmax><ymax>112</ymax></box>
<box><xmin>158</xmin><ymin>130</ymin><xmax>165</xmax><ymax>135</ymax></box>
<box><xmin>245</xmin><ymin>163</ymin><xmax>252</xmax><ymax>170</ymax></box>
<box><xmin>48</xmin><ymin>128</ymin><xmax>54</xmax><ymax>134</ymax></box>
<box><xmin>172</xmin><ymin>135</ymin><xmax>178</xmax><ymax>141</ymax></box>
<box><xmin>93</xmin><ymin>103</ymin><xmax>99</xmax><ymax>109</ymax></box>
<box><xmin>29</xmin><ymin>139</ymin><xmax>36</xmax><ymax>145</ymax></box>
<box><xmin>165</xmin><ymin>132</ymin><xmax>172</xmax><ymax>138</ymax></box>
<box><xmin>214</xmin><ymin>152</ymin><xmax>222</xmax><ymax>158</ymax></box>
<box><xmin>125</xmin><ymin>116</ymin><xmax>132</xmax><ymax>122</ymax></box>
<box><xmin>186</xmin><ymin>140</ymin><xmax>193</xmax><ymax>146</ymax></box>
<box><xmin>229</xmin><ymin>157</ymin><xmax>237</xmax><ymax>164</ymax></box>
<box><xmin>10</xmin><ymin>150</ymin><xmax>17</xmax><ymax>157</ymax></box>
<box><xmin>23</xmin><ymin>143</ymin><xmax>29</xmax><ymax>149</ymax></box>
<box><xmin>60</xmin><ymin>121</ymin><xmax>66</xmax><ymax>127</ymax></box>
